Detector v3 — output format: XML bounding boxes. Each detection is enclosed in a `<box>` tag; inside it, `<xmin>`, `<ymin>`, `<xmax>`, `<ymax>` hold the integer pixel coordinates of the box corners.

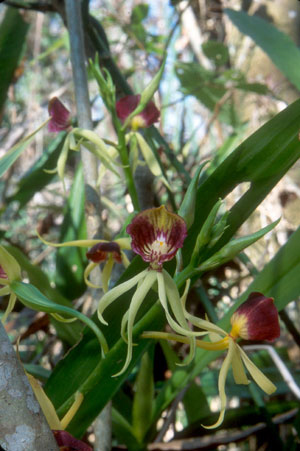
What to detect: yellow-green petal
<box><xmin>37</xmin><ymin>231</ymin><xmax>106</xmax><ymax>248</ymax></box>
<box><xmin>97</xmin><ymin>269</ymin><xmax>148</xmax><ymax>325</ymax></box>
<box><xmin>114</xmin><ymin>270</ymin><xmax>157</xmax><ymax>377</ymax></box>
<box><xmin>84</xmin><ymin>262</ymin><xmax>101</xmax><ymax>289</ymax></box>
<box><xmin>203</xmin><ymin>338</ymin><xmax>234</xmax><ymax>429</ymax></box>
<box><xmin>238</xmin><ymin>345</ymin><xmax>277</xmax><ymax>394</ymax></box>
<box><xmin>1</xmin><ymin>293</ymin><xmax>17</xmax><ymax>323</ymax></box>
<box><xmin>102</xmin><ymin>255</ymin><xmax>114</xmax><ymax>293</ymax></box>
<box><xmin>231</xmin><ymin>341</ymin><xmax>249</xmax><ymax>385</ymax></box>
<box><xmin>57</xmin><ymin>133</ymin><xmax>70</xmax><ymax>187</ymax></box>
<box><xmin>60</xmin><ymin>392</ymin><xmax>84</xmax><ymax>430</ymax></box>
<box><xmin>0</xmin><ymin>245</ymin><xmax>21</xmax><ymax>281</ymax></box>
<box><xmin>27</xmin><ymin>372</ymin><xmax>62</xmax><ymax>430</ymax></box>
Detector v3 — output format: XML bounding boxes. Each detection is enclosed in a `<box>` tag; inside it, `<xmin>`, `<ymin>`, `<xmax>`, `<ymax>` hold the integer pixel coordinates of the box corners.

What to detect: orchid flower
<box><xmin>37</xmin><ymin>232</ymin><xmax>131</xmax><ymax>293</ymax></box>
<box><xmin>142</xmin><ymin>292</ymin><xmax>280</xmax><ymax>428</ymax></box>
<box><xmin>47</xmin><ymin>98</ymin><xmax>120</xmax><ymax>188</ymax></box>
<box><xmin>97</xmin><ymin>206</ymin><xmax>207</xmax><ymax>376</ymax></box>
<box><xmin>116</xmin><ymin>94</ymin><xmax>160</xmax><ymax>131</ymax></box>
<box><xmin>48</xmin><ymin>97</ymin><xmax>72</xmax><ymax>133</ymax></box>
<box><xmin>0</xmin><ymin>246</ymin><xmax>22</xmax><ymax>323</ymax></box>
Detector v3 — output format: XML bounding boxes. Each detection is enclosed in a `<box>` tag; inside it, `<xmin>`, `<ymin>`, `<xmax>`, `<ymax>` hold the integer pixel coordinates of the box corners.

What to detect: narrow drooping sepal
<box><xmin>116</xmin><ymin>94</ymin><xmax>160</xmax><ymax>129</ymax></box>
<box><xmin>48</xmin><ymin>97</ymin><xmax>71</xmax><ymax>132</ymax></box>
<box><xmin>230</xmin><ymin>292</ymin><xmax>280</xmax><ymax>341</ymax></box>
<box><xmin>126</xmin><ymin>206</ymin><xmax>187</xmax><ymax>270</ymax></box>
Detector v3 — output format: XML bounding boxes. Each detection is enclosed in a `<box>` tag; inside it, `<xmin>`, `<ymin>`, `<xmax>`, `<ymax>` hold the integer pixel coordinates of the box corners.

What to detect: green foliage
<box><xmin>0</xmin><ymin>7</ymin><xmax>29</xmax><ymax>114</ymax></box>
<box><xmin>1</xmin><ymin>2</ymin><xmax>300</xmax><ymax>449</ymax></box>
<box><xmin>55</xmin><ymin>165</ymin><xmax>87</xmax><ymax>300</ymax></box>
<box><xmin>225</xmin><ymin>8</ymin><xmax>300</xmax><ymax>90</ymax></box>
<box><xmin>202</xmin><ymin>41</ymin><xmax>229</xmax><ymax>66</ymax></box>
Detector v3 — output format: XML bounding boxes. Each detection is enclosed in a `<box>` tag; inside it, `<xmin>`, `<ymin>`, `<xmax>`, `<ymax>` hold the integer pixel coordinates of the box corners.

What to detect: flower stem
<box><xmin>141</xmin><ymin>331</ymin><xmax>229</xmax><ymax>351</ymax></box>
<box><xmin>117</xmin><ymin>128</ymin><xmax>140</xmax><ymax>211</ymax></box>
<box><xmin>174</xmin><ymin>264</ymin><xmax>200</xmax><ymax>289</ymax></box>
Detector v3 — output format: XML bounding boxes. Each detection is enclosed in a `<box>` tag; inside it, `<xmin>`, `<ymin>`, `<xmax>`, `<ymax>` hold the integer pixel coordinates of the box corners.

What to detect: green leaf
<box><xmin>202</xmin><ymin>41</ymin><xmax>229</xmax><ymax>66</ymax></box>
<box><xmin>7</xmin><ymin>133</ymin><xmax>67</xmax><ymax>207</ymax></box>
<box><xmin>0</xmin><ymin>7</ymin><xmax>30</xmax><ymax>113</ymax></box>
<box><xmin>10</xmin><ymin>280</ymin><xmax>108</xmax><ymax>353</ymax></box>
<box><xmin>111</xmin><ymin>408</ymin><xmax>139</xmax><ymax>450</ymax></box>
<box><xmin>184</xmin><ymin>98</ymin><xmax>300</xmax><ymax>265</ymax></box>
<box><xmin>236</xmin><ymin>82</ymin><xmax>269</xmax><ymax>95</ymax></box>
<box><xmin>0</xmin><ymin>119</ymin><xmax>49</xmax><ymax>178</ymax></box>
<box><xmin>198</xmin><ymin>218</ymin><xmax>280</xmax><ymax>271</ymax></box>
<box><xmin>55</xmin><ymin>164</ymin><xmax>87</xmax><ymax>300</ymax></box>
<box><xmin>131</xmin><ymin>4</ymin><xmax>149</xmax><ymax>24</ymax></box>
<box><xmin>175</xmin><ymin>62</ymin><xmax>237</xmax><ymax>125</ymax></box>
<box><xmin>4</xmin><ymin>244</ymin><xmax>82</xmax><ymax>345</ymax></box>
<box><xmin>178</xmin><ymin>162</ymin><xmax>208</xmax><ymax>229</ymax></box>
<box><xmin>132</xmin><ymin>351</ymin><xmax>154</xmax><ymax>443</ymax></box>
<box><xmin>182</xmin><ymin>381</ymin><xmax>210</xmax><ymax>425</ymax></box>
<box><xmin>225</xmin><ymin>8</ymin><xmax>300</xmax><ymax>90</ymax></box>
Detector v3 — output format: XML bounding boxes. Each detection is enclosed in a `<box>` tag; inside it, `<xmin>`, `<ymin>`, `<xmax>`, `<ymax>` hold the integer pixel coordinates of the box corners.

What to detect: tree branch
<box><xmin>0</xmin><ymin>321</ymin><xmax>59</xmax><ymax>450</ymax></box>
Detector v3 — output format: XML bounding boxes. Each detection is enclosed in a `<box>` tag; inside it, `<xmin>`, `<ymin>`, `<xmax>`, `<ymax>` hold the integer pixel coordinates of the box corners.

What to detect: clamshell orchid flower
<box><xmin>48</xmin><ymin>97</ymin><xmax>72</xmax><ymax>133</ymax></box>
<box><xmin>97</xmin><ymin>206</ymin><xmax>207</xmax><ymax>376</ymax></box>
<box><xmin>0</xmin><ymin>246</ymin><xmax>22</xmax><ymax>323</ymax></box>
<box><xmin>142</xmin><ymin>292</ymin><xmax>280</xmax><ymax>428</ymax></box>
<box><xmin>37</xmin><ymin>232</ymin><xmax>131</xmax><ymax>293</ymax></box>
<box><xmin>116</xmin><ymin>94</ymin><xmax>160</xmax><ymax>131</ymax></box>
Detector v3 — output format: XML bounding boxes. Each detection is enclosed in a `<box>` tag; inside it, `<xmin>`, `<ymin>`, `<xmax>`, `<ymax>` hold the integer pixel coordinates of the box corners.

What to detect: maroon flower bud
<box><xmin>116</xmin><ymin>94</ymin><xmax>160</xmax><ymax>129</ymax></box>
<box><xmin>48</xmin><ymin>97</ymin><xmax>71</xmax><ymax>133</ymax></box>
<box><xmin>86</xmin><ymin>241</ymin><xmax>122</xmax><ymax>264</ymax></box>
<box><xmin>0</xmin><ymin>265</ymin><xmax>8</xmax><ymax>288</ymax></box>
<box><xmin>53</xmin><ymin>430</ymin><xmax>92</xmax><ymax>451</ymax></box>
<box><xmin>126</xmin><ymin>206</ymin><xmax>187</xmax><ymax>270</ymax></box>
<box><xmin>230</xmin><ymin>292</ymin><xmax>280</xmax><ymax>341</ymax></box>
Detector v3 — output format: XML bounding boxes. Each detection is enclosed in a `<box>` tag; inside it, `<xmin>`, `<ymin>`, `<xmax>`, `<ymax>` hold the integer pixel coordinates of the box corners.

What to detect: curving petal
<box><xmin>1</xmin><ymin>293</ymin><xmax>17</xmax><ymax>323</ymax></box>
<box><xmin>102</xmin><ymin>255</ymin><xmax>115</xmax><ymax>293</ymax></box>
<box><xmin>238</xmin><ymin>345</ymin><xmax>276</xmax><ymax>394</ymax></box>
<box><xmin>120</xmin><ymin>251</ymin><xmax>130</xmax><ymax>268</ymax></box>
<box><xmin>84</xmin><ymin>262</ymin><xmax>101</xmax><ymax>289</ymax></box>
<box><xmin>114</xmin><ymin>270</ymin><xmax>157</xmax><ymax>376</ymax></box>
<box><xmin>57</xmin><ymin>133</ymin><xmax>70</xmax><ymax>188</ymax></box>
<box><xmin>115</xmin><ymin>237</ymin><xmax>132</xmax><ymax>250</ymax></box>
<box><xmin>37</xmin><ymin>230</ymin><xmax>106</xmax><ymax>248</ymax></box>
<box><xmin>231</xmin><ymin>341</ymin><xmax>249</xmax><ymax>385</ymax></box>
<box><xmin>97</xmin><ymin>269</ymin><xmax>148</xmax><ymax>325</ymax></box>
<box><xmin>203</xmin><ymin>338</ymin><xmax>234</xmax><ymax>429</ymax></box>
<box><xmin>51</xmin><ymin>313</ymin><xmax>77</xmax><ymax>323</ymax></box>
<box><xmin>160</xmin><ymin>271</ymin><xmax>207</xmax><ymax>338</ymax></box>
<box><xmin>0</xmin><ymin>286</ymin><xmax>10</xmax><ymax>296</ymax></box>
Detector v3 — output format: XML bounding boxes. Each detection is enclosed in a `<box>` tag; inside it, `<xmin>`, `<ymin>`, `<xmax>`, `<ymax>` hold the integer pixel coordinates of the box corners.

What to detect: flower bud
<box><xmin>230</xmin><ymin>292</ymin><xmax>280</xmax><ymax>341</ymax></box>
<box><xmin>48</xmin><ymin>97</ymin><xmax>71</xmax><ymax>133</ymax></box>
<box><xmin>116</xmin><ymin>94</ymin><xmax>160</xmax><ymax>130</ymax></box>
<box><xmin>86</xmin><ymin>242</ymin><xmax>122</xmax><ymax>264</ymax></box>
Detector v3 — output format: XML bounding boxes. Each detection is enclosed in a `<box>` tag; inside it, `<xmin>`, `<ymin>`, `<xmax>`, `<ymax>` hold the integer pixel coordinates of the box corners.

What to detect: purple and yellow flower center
<box><xmin>126</xmin><ymin>206</ymin><xmax>187</xmax><ymax>270</ymax></box>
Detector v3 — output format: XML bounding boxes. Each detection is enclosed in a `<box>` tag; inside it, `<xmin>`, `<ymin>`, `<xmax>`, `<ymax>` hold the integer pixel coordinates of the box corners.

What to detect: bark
<box><xmin>0</xmin><ymin>321</ymin><xmax>59</xmax><ymax>450</ymax></box>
